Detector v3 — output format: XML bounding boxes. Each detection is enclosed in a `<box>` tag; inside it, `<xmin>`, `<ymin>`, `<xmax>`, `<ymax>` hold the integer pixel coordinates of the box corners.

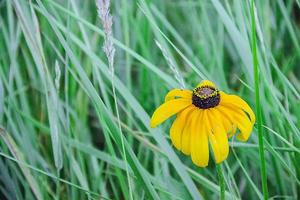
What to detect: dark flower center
<box><xmin>192</xmin><ymin>86</ymin><xmax>220</xmax><ymax>109</ymax></box>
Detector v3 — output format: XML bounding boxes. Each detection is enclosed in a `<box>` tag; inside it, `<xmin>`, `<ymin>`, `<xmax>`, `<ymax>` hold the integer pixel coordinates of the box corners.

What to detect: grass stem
<box><xmin>250</xmin><ymin>0</ymin><xmax>269</xmax><ymax>199</ymax></box>
<box><xmin>216</xmin><ymin>164</ymin><xmax>225</xmax><ymax>200</ymax></box>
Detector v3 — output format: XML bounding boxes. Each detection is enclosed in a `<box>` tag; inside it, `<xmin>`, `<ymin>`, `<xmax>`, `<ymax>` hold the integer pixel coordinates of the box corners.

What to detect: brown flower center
<box><xmin>192</xmin><ymin>86</ymin><xmax>220</xmax><ymax>109</ymax></box>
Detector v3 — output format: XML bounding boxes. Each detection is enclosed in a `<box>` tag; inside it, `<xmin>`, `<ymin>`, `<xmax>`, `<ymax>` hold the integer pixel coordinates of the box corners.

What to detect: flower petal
<box><xmin>206</xmin><ymin>109</ymin><xmax>229</xmax><ymax>164</ymax></box>
<box><xmin>220</xmin><ymin>92</ymin><xmax>255</xmax><ymax>124</ymax></box>
<box><xmin>165</xmin><ymin>89</ymin><xmax>193</xmax><ymax>102</ymax></box>
<box><xmin>191</xmin><ymin>110</ymin><xmax>209</xmax><ymax>167</ymax></box>
<box><xmin>150</xmin><ymin>99</ymin><xmax>192</xmax><ymax>128</ymax></box>
<box><xmin>170</xmin><ymin>106</ymin><xmax>195</xmax><ymax>150</ymax></box>
<box><xmin>214</xmin><ymin>109</ymin><xmax>236</xmax><ymax>138</ymax></box>
<box><xmin>181</xmin><ymin>108</ymin><xmax>198</xmax><ymax>155</ymax></box>
<box><xmin>229</xmin><ymin>124</ymin><xmax>237</xmax><ymax>138</ymax></box>
<box><xmin>218</xmin><ymin>106</ymin><xmax>253</xmax><ymax>141</ymax></box>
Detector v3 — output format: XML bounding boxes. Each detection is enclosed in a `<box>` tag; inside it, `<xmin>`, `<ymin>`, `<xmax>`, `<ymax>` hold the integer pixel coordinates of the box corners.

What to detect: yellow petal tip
<box><xmin>191</xmin><ymin>157</ymin><xmax>209</xmax><ymax>167</ymax></box>
<box><xmin>150</xmin><ymin>121</ymin><xmax>157</xmax><ymax>128</ymax></box>
<box><xmin>197</xmin><ymin>80</ymin><xmax>216</xmax><ymax>88</ymax></box>
<box><xmin>194</xmin><ymin>162</ymin><xmax>208</xmax><ymax>168</ymax></box>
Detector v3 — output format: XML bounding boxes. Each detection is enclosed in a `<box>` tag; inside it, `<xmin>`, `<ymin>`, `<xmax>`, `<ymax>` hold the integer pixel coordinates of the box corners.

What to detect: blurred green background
<box><xmin>0</xmin><ymin>0</ymin><xmax>300</xmax><ymax>199</ymax></box>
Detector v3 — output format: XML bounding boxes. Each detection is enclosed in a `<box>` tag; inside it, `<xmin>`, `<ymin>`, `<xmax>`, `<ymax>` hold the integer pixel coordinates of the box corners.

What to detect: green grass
<box><xmin>250</xmin><ymin>0</ymin><xmax>268</xmax><ymax>199</ymax></box>
<box><xmin>0</xmin><ymin>0</ymin><xmax>300</xmax><ymax>199</ymax></box>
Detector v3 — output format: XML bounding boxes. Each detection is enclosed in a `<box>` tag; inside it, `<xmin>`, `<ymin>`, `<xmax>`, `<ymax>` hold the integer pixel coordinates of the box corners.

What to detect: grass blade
<box><xmin>250</xmin><ymin>0</ymin><xmax>268</xmax><ymax>199</ymax></box>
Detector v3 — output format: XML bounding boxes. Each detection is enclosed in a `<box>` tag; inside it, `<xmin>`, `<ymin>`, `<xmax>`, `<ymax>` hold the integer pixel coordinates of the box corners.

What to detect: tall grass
<box><xmin>0</xmin><ymin>0</ymin><xmax>299</xmax><ymax>199</ymax></box>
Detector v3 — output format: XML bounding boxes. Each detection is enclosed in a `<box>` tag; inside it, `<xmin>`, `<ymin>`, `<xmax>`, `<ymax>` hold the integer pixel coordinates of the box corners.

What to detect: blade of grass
<box><xmin>0</xmin><ymin>127</ymin><xmax>43</xmax><ymax>200</ymax></box>
<box><xmin>250</xmin><ymin>0</ymin><xmax>268</xmax><ymax>199</ymax></box>
<box><xmin>0</xmin><ymin>77</ymin><xmax>4</xmax><ymax>121</ymax></box>
<box><xmin>232</xmin><ymin>148</ymin><xmax>263</xmax><ymax>199</ymax></box>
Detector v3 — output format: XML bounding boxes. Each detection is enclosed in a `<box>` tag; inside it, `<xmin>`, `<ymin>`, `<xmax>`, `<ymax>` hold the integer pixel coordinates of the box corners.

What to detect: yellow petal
<box><xmin>220</xmin><ymin>92</ymin><xmax>255</xmax><ymax>124</ymax></box>
<box><xmin>206</xmin><ymin>109</ymin><xmax>229</xmax><ymax>164</ymax></box>
<box><xmin>218</xmin><ymin>106</ymin><xmax>253</xmax><ymax>141</ymax></box>
<box><xmin>191</xmin><ymin>110</ymin><xmax>209</xmax><ymax>167</ymax></box>
<box><xmin>228</xmin><ymin>108</ymin><xmax>252</xmax><ymax>141</ymax></box>
<box><xmin>214</xmin><ymin>109</ymin><xmax>236</xmax><ymax>138</ymax></box>
<box><xmin>196</xmin><ymin>80</ymin><xmax>216</xmax><ymax>88</ymax></box>
<box><xmin>165</xmin><ymin>89</ymin><xmax>192</xmax><ymax>102</ymax></box>
<box><xmin>150</xmin><ymin>99</ymin><xmax>192</xmax><ymax>128</ymax></box>
<box><xmin>229</xmin><ymin>124</ymin><xmax>237</xmax><ymax>138</ymax></box>
<box><xmin>214</xmin><ymin>109</ymin><xmax>231</xmax><ymax>133</ymax></box>
<box><xmin>181</xmin><ymin>108</ymin><xmax>198</xmax><ymax>155</ymax></box>
<box><xmin>170</xmin><ymin>106</ymin><xmax>195</xmax><ymax>150</ymax></box>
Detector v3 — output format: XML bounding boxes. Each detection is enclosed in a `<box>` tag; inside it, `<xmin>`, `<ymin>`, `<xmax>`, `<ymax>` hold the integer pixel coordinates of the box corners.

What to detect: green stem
<box><xmin>250</xmin><ymin>0</ymin><xmax>269</xmax><ymax>199</ymax></box>
<box><xmin>55</xmin><ymin>169</ymin><xmax>60</xmax><ymax>199</ymax></box>
<box><xmin>216</xmin><ymin>164</ymin><xmax>225</xmax><ymax>200</ymax></box>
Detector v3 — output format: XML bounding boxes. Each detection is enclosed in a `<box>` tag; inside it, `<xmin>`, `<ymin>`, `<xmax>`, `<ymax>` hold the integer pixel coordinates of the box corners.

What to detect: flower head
<box><xmin>150</xmin><ymin>80</ymin><xmax>255</xmax><ymax>167</ymax></box>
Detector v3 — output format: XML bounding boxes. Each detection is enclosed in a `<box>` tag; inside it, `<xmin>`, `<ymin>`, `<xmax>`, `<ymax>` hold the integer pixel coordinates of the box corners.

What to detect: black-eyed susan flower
<box><xmin>150</xmin><ymin>80</ymin><xmax>255</xmax><ymax>167</ymax></box>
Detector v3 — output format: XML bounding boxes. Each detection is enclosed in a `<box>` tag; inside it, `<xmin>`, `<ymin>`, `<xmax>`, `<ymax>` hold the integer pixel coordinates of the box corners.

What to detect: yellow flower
<box><xmin>150</xmin><ymin>80</ymin><xmax>255</xmax><ymax>167</ymax></box>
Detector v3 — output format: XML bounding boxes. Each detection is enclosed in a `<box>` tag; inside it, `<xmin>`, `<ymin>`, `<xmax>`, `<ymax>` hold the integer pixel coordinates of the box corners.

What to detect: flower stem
<box><xmin>250</xmin><ymin>0</ymin><xmax>269</xmax><ymax>199</ymax></box>
<box><xmin>216</xmin><ymin>164</ymin><xmax>225</xmax><ymax>200</ymax></box>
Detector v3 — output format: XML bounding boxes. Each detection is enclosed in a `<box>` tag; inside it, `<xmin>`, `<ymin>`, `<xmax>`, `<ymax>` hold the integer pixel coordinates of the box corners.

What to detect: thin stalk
<box><xmin>97</xmin><ymin>1</ymin><xmax>133</xmax><ymax>199</ymax></box>
<box><xmin>56</xmin><ymin>169</ymin><xmax>61</xmax><ymax>199</ymax></box>
<box><xmin>216</xmin><ymin>164</ymin><xmax>225</xmax><ymax>200</ymax></box>
<box><xmin>250</xmin><ymin>0</ymin><xmax>269</xmax><ymax>199</ymax></box>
